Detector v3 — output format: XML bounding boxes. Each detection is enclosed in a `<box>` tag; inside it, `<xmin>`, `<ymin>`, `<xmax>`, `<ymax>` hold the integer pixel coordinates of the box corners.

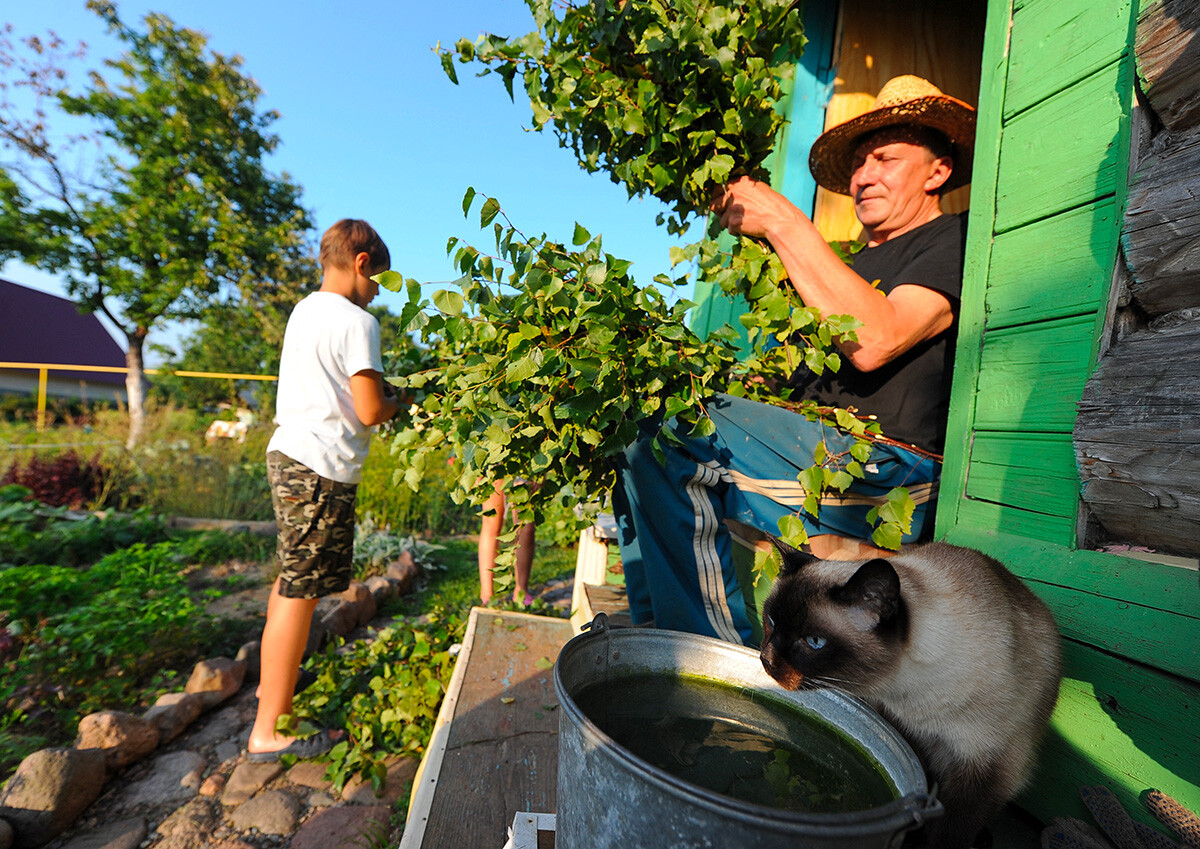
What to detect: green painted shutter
<box><xmin>938</xmin><ymin>0</ymin><xmax>1199</xmax><ymax>826</ymax></box>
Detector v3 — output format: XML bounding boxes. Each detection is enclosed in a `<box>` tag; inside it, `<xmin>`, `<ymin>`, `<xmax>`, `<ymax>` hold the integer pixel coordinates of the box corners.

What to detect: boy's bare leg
<box><xmin>248</xmin><ymin>577</ymin><xmax>319</xmax><ymax>754</ymax></box>
<box><xmin>477</xmin><ymin>484</ymin><xmax>506</xmax><ymax>604</ymax></box>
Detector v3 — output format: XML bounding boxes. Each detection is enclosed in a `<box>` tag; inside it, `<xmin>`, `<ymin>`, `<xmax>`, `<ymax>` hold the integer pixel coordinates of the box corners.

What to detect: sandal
<box><xmin>246</xmin><ymin>728</ymin><xmax>339</xmax><ymax>763</ymax></box>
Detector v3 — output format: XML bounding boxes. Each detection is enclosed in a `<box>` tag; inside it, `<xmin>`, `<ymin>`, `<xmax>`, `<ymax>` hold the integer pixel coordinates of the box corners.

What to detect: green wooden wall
<box><xmin>937</xmin><ymin>0</ymin><xmax>1199</xmax><ymax>827</ymax></box>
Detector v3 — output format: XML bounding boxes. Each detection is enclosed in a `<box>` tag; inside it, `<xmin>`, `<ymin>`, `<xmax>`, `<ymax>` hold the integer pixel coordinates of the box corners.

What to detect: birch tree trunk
<box><xmin>124</xmin><ymin>329</ymin><xmax>148</xmax><ymax>450</ymax></box>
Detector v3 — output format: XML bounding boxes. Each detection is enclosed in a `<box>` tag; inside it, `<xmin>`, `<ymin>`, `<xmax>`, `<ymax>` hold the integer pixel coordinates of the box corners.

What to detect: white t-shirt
<box><xmin>267</xmin><ymin>291</ymin><xmax>383</xmax><ymax>483</ymax></box>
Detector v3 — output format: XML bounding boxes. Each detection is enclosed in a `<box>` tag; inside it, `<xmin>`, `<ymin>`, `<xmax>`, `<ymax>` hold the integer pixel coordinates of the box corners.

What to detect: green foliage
<box><xmin>380</xmin><ymin>192</ymin><xmax>914</xmax><ymax>551</ymax></box>
<box><xmin>352</xmin><ymin>513</ymin><xmax>445</xmax><ymax>581</ymax></box>
<box><xmin>287</xmin><ymin>538</ymin><xmax>576</xmax><ymax>793</ymax></box>
<box><xmin>0</xmin><ymin>486</ymin><xmax>169</xmax><ymax>567</ymax></box>
<box><xmin>430</xmin><ymin>0</ymin><xmax>918</xmax><ymax>551</ymax></box>
<box><xmin>441</xmin><ymin>0</ymin><xmax>806</xmax><ymax>234</ymax></box>
<box><xmin>0</xmin><ymin>534</ymin><xmax>247</xmax><ymax>769</ymax></box>
<box><xmin>379</xmin><ymin>192</ymin><xmax>744</xmax><ymax>532</ymax></box>
<box><xmin>0</xmin><ymin>3</ymin><xmax>314</xmax><ymax>444</ymax></box>
<box><xmin>289</xmin><ymin>612</ymin><xmax>464</xmax><ymax>794</ymax></box>
<box><xmin>356</xmin><ymin>443</ymin><xmax>479</xmax><ymax>538</ymax></box>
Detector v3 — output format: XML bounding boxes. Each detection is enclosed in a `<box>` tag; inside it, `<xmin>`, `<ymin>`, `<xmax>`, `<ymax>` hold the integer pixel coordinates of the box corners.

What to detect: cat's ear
<box><xmin>767</xmin><ymin>534</ymin><xmax>818</xmax><ymax>576</ymax></box>
<box><xmin>838</xmin><ymin>559</ymin><xmax>902</xmax><ymax>630</ymax></box>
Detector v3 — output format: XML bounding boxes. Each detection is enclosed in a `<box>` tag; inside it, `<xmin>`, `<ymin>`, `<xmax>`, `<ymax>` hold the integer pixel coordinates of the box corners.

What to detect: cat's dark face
<box><xmin>759</xmin><ymin>537</ymin><xmax>908</xmax><ymax>694</ymax></box>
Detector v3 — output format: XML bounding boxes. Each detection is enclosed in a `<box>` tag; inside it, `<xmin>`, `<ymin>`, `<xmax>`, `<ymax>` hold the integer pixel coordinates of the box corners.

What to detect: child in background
<box><xmin>247</xmin><ymin>219</ymin><xmax>399</xmax><ymax>762</ymax></box>
<box><xmin>478</xmin><ymin>480</ymin><xmax>536</xmax><ymax>606</ymax></box>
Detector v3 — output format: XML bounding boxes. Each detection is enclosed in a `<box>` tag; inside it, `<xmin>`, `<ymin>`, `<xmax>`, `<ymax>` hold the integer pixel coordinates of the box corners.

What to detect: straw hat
<box><xmin>808</xmin><ymin>75</ymin><xmax>977</xmax><ymax>196</ymax></box>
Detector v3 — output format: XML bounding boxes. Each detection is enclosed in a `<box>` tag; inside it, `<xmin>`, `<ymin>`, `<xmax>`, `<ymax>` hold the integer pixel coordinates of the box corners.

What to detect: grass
<box><xmin>382</xmin><ymin>535</ymin><xmax>577</xmax><ymax>618</ymax></box>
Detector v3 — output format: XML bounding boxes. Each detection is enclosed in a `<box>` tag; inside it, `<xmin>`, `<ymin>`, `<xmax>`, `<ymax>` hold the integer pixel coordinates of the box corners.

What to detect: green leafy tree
<box><xmin>0</xmin><ymin>3</ymin><xmax>312</xmax><ymax>446</ymax></box>
<box><xmin>407</xmin><ymin>0</ymin><xmax>916</xmax><ymax>551</ymax></box>
<box><xmin>156</xmin><ymin>237</ymin><xmax>319</xmax><ymax>413</ymax></box>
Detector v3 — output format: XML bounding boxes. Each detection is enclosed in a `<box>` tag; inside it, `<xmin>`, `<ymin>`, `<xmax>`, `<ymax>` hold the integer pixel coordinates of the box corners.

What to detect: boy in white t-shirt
<box><xmin>247</xmin><ymin>219</ymin><xmax>399</xmax><ymax>762</ymax></box>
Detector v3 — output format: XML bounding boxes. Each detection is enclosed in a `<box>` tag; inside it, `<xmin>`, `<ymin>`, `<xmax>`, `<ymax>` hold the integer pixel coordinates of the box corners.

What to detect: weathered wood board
<box><xmin>1136</xmin><ymin>0</ymin><xmax>1200</xmax><ymax>133</ymax></box>
<box><xmin>402</xmin><ymin>608</ymin><xmax>574</xmax><ymax>849</ymax></box>
<box><xmin>1122</xmin><ymin>125</ymin><xmax>1200</xmax><ymax>312</ymax></box>
<box><xmin>1075</xmin><ymin>324</ymin><xmax>1200</xmax><ymax>555</ymax></box>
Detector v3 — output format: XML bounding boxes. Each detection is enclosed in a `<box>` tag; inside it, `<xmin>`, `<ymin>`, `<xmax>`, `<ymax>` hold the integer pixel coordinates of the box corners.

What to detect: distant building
<box><xmin>0</xmin><ymin>278</ymin><xmax>127</xmax><ymax>403</ymax></box>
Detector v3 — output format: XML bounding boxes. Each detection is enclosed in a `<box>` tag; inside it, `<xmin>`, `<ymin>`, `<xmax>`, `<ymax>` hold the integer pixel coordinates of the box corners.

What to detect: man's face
<box><xmin>848</xmin><ymin>130</ymin><xmax>948</xmax><ymax>235</ymax></box>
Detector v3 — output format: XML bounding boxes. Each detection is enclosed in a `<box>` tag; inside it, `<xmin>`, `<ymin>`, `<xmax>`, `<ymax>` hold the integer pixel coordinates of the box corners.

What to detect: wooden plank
<box><xmin>1135</xmin><ymin>0</ymin><xmax>1200</xmax><ymax>133</ymax></box>
<box><xmin>942</xmin><ymin>526</ymin><xmax>1200</xmax><ymax>680</ymax></box>
<box><xmin>995</xmin><ymin>63</ymin><xmax>1128</xmax><ymax>233</ymax></box>
<box><xmin>936</xmin><ymin>0</ymin><xmax>1015</xmax><ymax>538</ymax></box>
<box><xmin>951</xmin><ymin>496</ymin><xmax>1077</xmax><ymax>548</ymax></box>
<box><xmin>944</xmin><ymin>526</ymin><xmax>1199</xmax><ymax>620</ymax></box>
<box><xmin>985</xmin><ymin>200</ymin><xmax>1117</xmax><ymax>328</ymax></box>
<box><xmin>1024</xmin><ymin>639</ymin><xmax>1200</xmax><ymax>828</ymax></box>
<box><xmin>407</xmin><ymin>609</ymin><xmax>574</xmax><ymax>849</ymax></box>
<box><xmin>1076</xmin><ymin>324</ymin><xmax>1200</xmax><ymax>555</ymax></box>
<box><xmin>974</xmin><ymin>315</ymin><xmax>1097</xmax><ymax>431</ymax></box>
<box><xmin>1005</xmin><ymin>0</ymin><xmax>1134</xmax><ymax>119</ymax></box>
<box><xmin>1122</xmin><ymin>124</ymin><xmax>1200</xmax><ymax>313</ymax></box>
<box><xmin>965</xmin><ymin>432</ymin><xmax>1080</xmax><ymax>515</ymax></box>
<box><xmin>1029</xmin><ymin>582</ymin><xmax>1200</xmax><ymax>683</ymax></box>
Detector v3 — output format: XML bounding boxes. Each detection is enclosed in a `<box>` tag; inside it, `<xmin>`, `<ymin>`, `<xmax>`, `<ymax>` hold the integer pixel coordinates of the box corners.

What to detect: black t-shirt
<box><xmin>786</xmin><ymin>212</ymin><xmax>967</xmax><ymax>455</ymax></box>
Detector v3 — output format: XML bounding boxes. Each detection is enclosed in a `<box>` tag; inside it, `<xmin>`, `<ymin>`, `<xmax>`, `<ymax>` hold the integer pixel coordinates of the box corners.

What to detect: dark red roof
<box><xmin>0</xmin><ymin>278</ymin><xmax>127</xmax><ymax>385</ymax></box>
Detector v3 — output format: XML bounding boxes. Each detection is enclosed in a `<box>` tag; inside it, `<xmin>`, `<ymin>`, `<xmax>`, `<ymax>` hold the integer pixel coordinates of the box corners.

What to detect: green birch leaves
<box><xmin>382</xmin><ymin>190</ymin><xmax>743</xmax><ymax>526</ymax></box>
<box><xmin>440</xmin><ymin>0</ymin><xmax>807</xmax><ymax>234</ymax></box>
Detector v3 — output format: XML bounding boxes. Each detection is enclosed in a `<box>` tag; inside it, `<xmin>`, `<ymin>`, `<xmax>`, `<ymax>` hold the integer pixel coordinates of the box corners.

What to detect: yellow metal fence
<box><xmin>0</xmin><ymin>361</ymin><xmax>277</xmax><ymax>431</ymax></box>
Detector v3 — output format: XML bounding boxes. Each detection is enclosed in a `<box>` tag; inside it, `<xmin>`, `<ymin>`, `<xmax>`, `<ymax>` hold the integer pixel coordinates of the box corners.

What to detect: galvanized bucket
<box><xmin>554</xmin><ymin>614</ymin><xmax>942</xmax><ymax>849</ymax></box>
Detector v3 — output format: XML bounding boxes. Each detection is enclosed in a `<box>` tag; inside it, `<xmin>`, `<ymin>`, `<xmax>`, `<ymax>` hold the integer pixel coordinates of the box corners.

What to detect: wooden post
<box><xmin>36</xmin><ymin>367</ymin><xmax>48</xmax><ymax>432</ymax></box>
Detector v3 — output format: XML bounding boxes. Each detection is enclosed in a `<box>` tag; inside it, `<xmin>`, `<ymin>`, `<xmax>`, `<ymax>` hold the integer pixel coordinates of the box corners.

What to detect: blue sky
<box><xmin>3</xmin><ymin>1</ymin><xmax>690</xmax><ymax>359</ymax></box>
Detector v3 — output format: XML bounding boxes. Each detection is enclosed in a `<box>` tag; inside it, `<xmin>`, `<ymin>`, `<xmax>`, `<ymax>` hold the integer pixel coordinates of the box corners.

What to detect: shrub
<box><xmin>0</xmin><ymin>534</ymin><xmax>256</xmax><ymax>772</ymax></box>
<box><xmin>356</xmin><ymin>443</ymin><xmax>477</xmax><ymax>537</ymax></box>
<box><xmin>0</xmin><ymin>486</ymin><xmax>168</xmax><ymax>567</ymax></box>
<box><xmin>1</xmin><ymin>451</ymin><xmax>111</xmax><ymax>509</ymax></box>
<box><xmin>290</xmin><ymin>610</ymin><xmax>464</xmax><ymax>793</ymax></box>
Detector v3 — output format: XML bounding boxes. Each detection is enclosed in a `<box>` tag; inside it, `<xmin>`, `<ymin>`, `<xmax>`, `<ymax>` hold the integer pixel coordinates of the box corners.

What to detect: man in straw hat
<box><xmin>612</xmin><ymin>75</ymin><xmax>975</xmax><ymax>645</ymax></box>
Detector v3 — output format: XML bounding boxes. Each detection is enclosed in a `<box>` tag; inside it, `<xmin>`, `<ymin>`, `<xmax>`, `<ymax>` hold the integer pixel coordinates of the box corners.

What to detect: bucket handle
<box><xmin>890</xmin><ymin>785</ymin><xmax>944</xmax><ymax>848</ymax></box>
<box><xmin>581</xmin><ymin>611</ymin><xmax>611</xmax><ymax>634</ymax></box>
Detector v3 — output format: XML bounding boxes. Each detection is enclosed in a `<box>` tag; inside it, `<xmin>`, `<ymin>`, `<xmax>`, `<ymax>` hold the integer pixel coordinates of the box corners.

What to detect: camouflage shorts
<box><xmin>267</xmin><ymin>451</ymin><xmax>357</xmax><ymax>599</ymax></box>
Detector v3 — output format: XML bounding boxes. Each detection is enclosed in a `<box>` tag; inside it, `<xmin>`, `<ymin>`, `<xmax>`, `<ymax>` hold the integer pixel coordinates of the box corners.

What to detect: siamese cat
<box><xmin>759</xmin><ymin>538</ymin><xmax>1062</xmax><ymax>849</ymax></box>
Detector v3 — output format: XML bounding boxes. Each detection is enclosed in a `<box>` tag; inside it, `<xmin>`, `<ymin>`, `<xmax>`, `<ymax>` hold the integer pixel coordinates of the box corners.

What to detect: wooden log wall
<box><xmin>1074</xmin><ymin>0</ymin><xmax>1200</xmax><ymax>557</ymax></box>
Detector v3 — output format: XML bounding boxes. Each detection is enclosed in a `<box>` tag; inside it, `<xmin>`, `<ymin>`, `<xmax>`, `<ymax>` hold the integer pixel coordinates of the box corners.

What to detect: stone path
<box><xmin>30</xmin><ymin>574</ymin><xmax>576</xmax><ymax>849</ymax></box>
<box><xmin>37</xmin><ymin>683</ymin><xmax>410</xmax><ymax>849</ymax></box>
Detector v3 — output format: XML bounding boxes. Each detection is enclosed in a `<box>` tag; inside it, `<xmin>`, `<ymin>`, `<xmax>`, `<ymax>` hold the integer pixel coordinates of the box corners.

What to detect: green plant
<box><xmin>0</xmin><ymin>528</ymin><xmax>262</xmax><ymax>768</ymax></box>
<box><xmin>440</xmin><ymin>0</ymin><xmax>805</xmax><ymax>236</ymax></box>
<box><xmin>405</xmin><ymin>0</ymin><xmax>918</xmax><ymax>553</ymax></box>
<box><xmin>352</xmin><ymin>513</ymin><xmax>445</xmax><ymax>581</ymax></box>
<box><xmin>356</xmin><ymin>443</ymin><xmax>478</xmax><ymax>537</ymax></box>
<box><xmin>289</xmin><ymin>611</ymin><xmax>464</xmax><ymax>794</ymax></box>
<box><xmin>0</xmin><ymin>487</ymin><xmax>168</xmax><ymax>567</ymax></box>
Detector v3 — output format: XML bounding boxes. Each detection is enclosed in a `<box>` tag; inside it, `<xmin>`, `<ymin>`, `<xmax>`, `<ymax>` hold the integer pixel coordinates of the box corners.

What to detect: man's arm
<box><xmin>714</xmin><ymin>177</ymin><xmax>954</xmax><ymax>373</ymax></box>
<box><xmin>350</xmin><ymin>369</ymin><xmax>400</xmax><ymax>426</ymax></box>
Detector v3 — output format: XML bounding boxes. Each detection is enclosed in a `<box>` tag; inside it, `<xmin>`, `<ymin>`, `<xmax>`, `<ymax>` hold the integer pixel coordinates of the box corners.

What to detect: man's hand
<box><xmin>711</xmin><ymin>176</ymin><xmax>808</xmax><ymax>242</ymax></box>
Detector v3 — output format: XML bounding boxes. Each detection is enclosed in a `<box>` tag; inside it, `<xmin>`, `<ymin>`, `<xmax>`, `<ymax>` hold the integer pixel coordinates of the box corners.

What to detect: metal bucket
<box><xmin>553</xmin><ymin>614</ymin><xmax>941</xmax><ymax>849</ymax></box>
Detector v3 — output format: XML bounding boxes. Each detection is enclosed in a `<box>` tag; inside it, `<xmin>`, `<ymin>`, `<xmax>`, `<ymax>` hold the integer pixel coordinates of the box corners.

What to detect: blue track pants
<box><xmin>611</xmin><ymin>394</ymin><xmax>941</xmax><ymax>645</ymax></box>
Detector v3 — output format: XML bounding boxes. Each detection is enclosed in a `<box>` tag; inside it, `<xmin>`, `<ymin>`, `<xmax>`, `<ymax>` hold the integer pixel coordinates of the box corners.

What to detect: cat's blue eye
<box><xmin>805</xmin><ymin>635</ymin><xmax>827</xmax><ymax>650</ymax></box>
<box><xmin>765</xmin><ymin>615</ymin><xmax>775</xmax><ymax>629</ymax></box>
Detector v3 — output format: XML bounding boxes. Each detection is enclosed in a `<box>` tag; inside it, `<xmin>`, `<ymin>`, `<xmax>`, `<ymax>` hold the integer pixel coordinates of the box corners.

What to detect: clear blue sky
<box><xmin>2</xmin><ymin>1</ymin><xmax>690</xmax><ymax>359</ymax></box>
